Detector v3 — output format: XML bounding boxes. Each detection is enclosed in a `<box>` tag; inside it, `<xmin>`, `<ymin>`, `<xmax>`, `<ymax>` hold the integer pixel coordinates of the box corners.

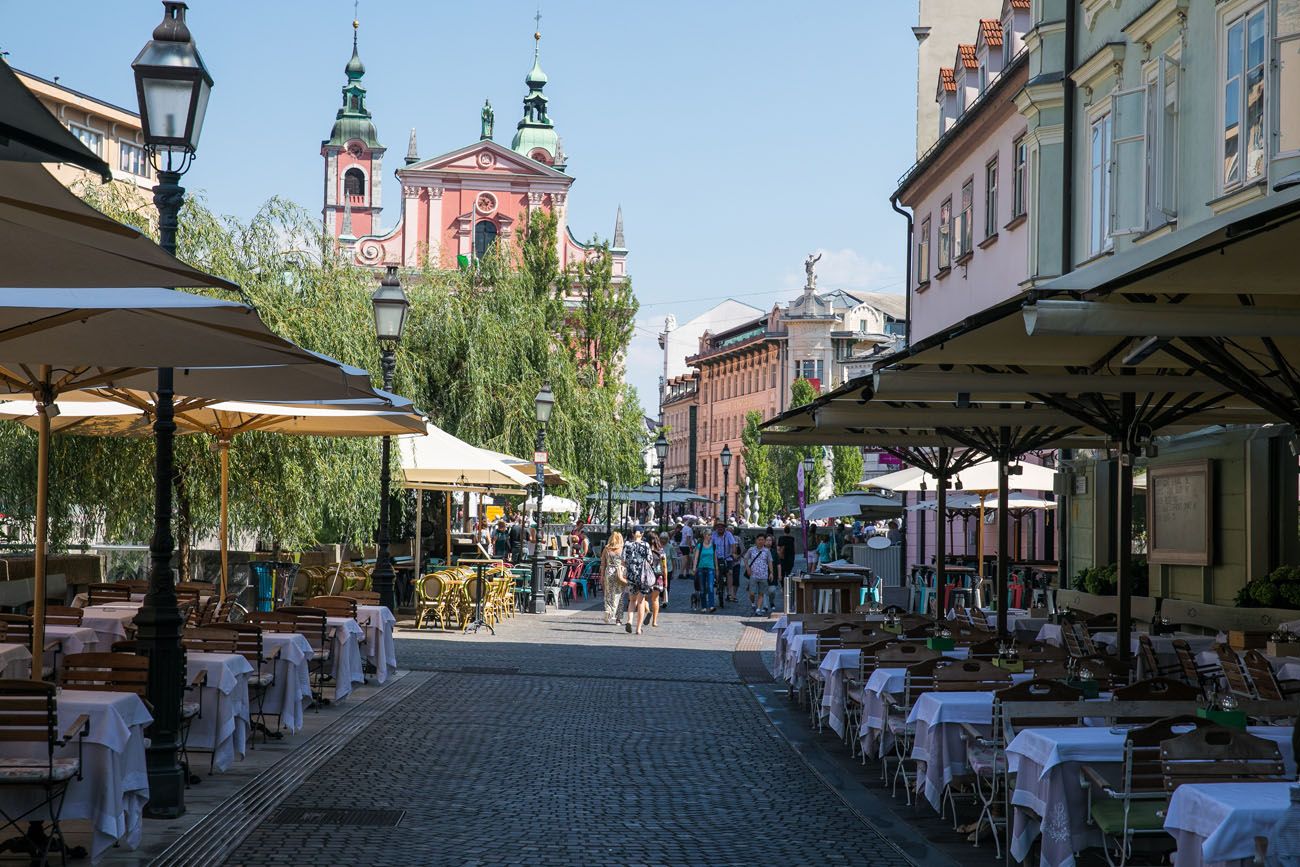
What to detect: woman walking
<box><xmin>693</xmin><ymin>532</ymin><xmax>718</xmax><ymax>613</ymax></box>
<box><xmin>647</xmin><ymin>534</ymin><xmax>668</xmax><ymax>627</ymax></box>
<box><xmin>601</xmin><ymin>532</ymin><xmax>626</xmax><ymax>625</ymax></box>
<box><xmin>622</xmin><ymin>528</ymin><xmax>655</xmax><ymax>635</ymax></box>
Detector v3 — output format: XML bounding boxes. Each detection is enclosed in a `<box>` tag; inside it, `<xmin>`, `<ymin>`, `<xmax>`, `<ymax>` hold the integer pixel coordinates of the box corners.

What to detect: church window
<box><xmin>474</xmin><ymin>220</ymin><xmax>498</xmax><ymax>258</ymax></box>
<box><xmin>343</xmin><ymin>168</ymin><xmax>365</xmax><ymax>197</ymax></box>
<box><xmin>530</xmin><ymin>149</ymin><xmax>552</xmax><ymax>165</ymax></box>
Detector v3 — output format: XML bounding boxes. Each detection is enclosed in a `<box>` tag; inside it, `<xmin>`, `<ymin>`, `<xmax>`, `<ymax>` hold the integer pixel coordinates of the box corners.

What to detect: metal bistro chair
<box><xmin>274</xmin><ymin>607</ymin><xmax>333</xmax><ymax>707</ymax></box>
<box><xmin>181</xmin><ymin>628</ymin><xmax>240</xmax><ymax>773</ymax></box>
<box><xmin>1083</xmin><ymin>715</ymin><xmax>1216</xmax><ymax>867</ymax></box>
<box><xmin>0</xmin><ymin>679</ymin><xmax>88</xmax><ymax>867</ymax></box>
<box><xmin>882</xmin><ymin>656</ymin><xmax>948</xmax><ymax>804</ymax></box>
<box><xmin>0</xmin><ymin>614</ymin><xmax>60</xmax><ymax>680</ymax></box>
<box><xmin>201</xmin><ymin>622</ymin><xmax>283</xmax><ymax>743</ymax></box>
<box><xmin>1161</xmin><ymin>724</ymin><xmax>1288</xmax><ymax>789</ymax></box>
<box><xmin>415</xmin><ymin>573</ymin><xmax>448</xmax><ymax>630</ymax></box>
<box><xmin>843</xmin><ymin>639</ymin><xmax>894</xmax><ymax>758</ymax></box>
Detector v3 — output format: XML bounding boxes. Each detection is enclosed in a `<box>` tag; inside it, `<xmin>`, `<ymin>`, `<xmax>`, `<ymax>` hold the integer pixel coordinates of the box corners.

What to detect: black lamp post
<box><xmin>129</xmin><ymin>0</ymin><xmax>212</xmax><ymax>820</ymax></box>
<box><xmin>719</xmin><ymin>444</ymin><xmax>732</xmax><ymax>522</ymax></box>
<box><xmin>654</xmin><ymin>431</ymin><xmax>668</xmax><ymax>534</ymax></box>
<box><xmin>801</xmin><ymin>455</ymin><xmax>815</xmax><ymax>571</ymax></box>
<box><xmin>370</xmin><ymin>265</ymin><xmax>410</xmax><ymax>613</ymax></box>
<box><xmin>531</xmin><ymin>382</ymin><xmax>555</xmax><ymax>613</ymax></box>
<box><xmin>605</xmin><ymin>479</ymin><xmax>614</xmax><ymax>534</ymax></box>
<box><xmin>130</xmin><ymin>0</ymin><xmax>212</xmax><ymax>820</ymax></box>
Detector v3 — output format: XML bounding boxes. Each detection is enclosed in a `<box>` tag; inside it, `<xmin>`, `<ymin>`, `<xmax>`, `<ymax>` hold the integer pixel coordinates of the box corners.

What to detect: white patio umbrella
<box><xmin>524</xmin><ymin>494</ymin><xmax>578</xmax><ymax>514</ymax></box>
<box><xmin>805</xmin><ymin>492</ymin><xmax>904</xmax><ymax>522</ymax></box>
<box><xmin>397</xmin><ymin>423</ymin><xmax>536</xmax><ymax>492</ymax></box>
<box><xmin>871</xmin><ymin>459</ymin><xmax>1056</xmax><ymax>579</ymax></box>
<box><xmin>0</xmin><ymin>286</ymin><xmax>369</xmax><ymax>656</ymax></box>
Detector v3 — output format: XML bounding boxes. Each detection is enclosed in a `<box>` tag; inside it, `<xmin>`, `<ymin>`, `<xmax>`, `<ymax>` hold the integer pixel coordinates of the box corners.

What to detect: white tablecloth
<box><xmin>782</xmin><ymin>634</ymin><xmax>817</xmax><ymax>686</ymax></box>
<box><xmin>259</xmin><ymin>632</ymin><xmax>315</xmax><ymax>733</ymax></box>
<box><xmin>186</xmin><ymin>651</ymin><xmax>253</xmax><ymax>773</ymax></box>
<box><xmin>79</xmin><ymin>604</ymin><xmax>141</xmax><ymax>648</ymax></box>
<box><xmin>1165</xmin><ymin>782</ymin><xmax>1295</xmax><ymax>867</ymax></box>
<box><xmin>356</xmin><ymin>605</ymin><xmax>397</xmax><ymax>684</ymax></box>
<box><xmin>907</xmin><ymin>691</ymin><xmax>996</xmax><ymax>811</ymax></box>
<box><xmin>0</xmin><ymin>642</ymin><xmax>31</xmax><ymax>678</ymax></box>
<box><xmin>325</xmin><ymin>617</ymin><xmax>366</xmax><ymax>702</ymax></box>
<box><xmin>44</xmin><ymin>625</ymin><xmax>99</xmax><ymax>670</ymax></box>
<box><xmin>1007</xmin><ymin>727</ymin><xmax>1296</xmax><ymax>867</ymax></box>
<box><xmin>0</xmin><ymin>689</ymin><xmax>151</xmax><ymax>864</ymax></box>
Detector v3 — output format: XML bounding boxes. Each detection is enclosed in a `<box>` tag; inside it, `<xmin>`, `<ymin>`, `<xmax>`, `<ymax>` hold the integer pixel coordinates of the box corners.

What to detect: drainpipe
<box><xmin>1056</xmin><ymin>0</ymin><xmax>1077</xmax><ymax>594</ymax></box>
<box><xmin>890</xmin><ymin>194</ymin><xmax>914</xmax><ymax>346</ymax></box>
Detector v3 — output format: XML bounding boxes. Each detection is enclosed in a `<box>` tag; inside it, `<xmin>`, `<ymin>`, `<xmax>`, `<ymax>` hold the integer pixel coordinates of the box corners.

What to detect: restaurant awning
<box><xmin>398</xmin><ymin>424</ymin><xmax>536</xmax><ymax>492</ymax></box>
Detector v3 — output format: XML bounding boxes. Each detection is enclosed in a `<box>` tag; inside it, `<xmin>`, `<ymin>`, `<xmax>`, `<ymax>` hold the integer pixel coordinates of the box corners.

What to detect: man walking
<box><xmin>743</xmin><ymin>534</ymin><xmax>776</xmax><ymax>615</ymax></box>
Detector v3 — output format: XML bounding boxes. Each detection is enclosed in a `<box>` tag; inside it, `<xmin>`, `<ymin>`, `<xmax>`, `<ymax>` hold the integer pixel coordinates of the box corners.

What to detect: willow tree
<box><xmin>741</xmin><ymin>410</ymin><xmax>782</xmax><ymax>519</ymax></box>
<box><xmin>773</xmin><ymin>378</ymin><xmax>826</xmax><ymax>505</ymax></box>
<box><xmin>832</xmin><ymin>446</ymin><xmax>864</xmax><ymax>496</ymax></box>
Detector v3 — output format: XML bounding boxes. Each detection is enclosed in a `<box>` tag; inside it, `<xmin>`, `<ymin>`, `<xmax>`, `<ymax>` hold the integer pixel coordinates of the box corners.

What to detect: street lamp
<box><xmin>370</xmin><ymin>265</ymin><xmax>410</xmax><ymax>614</ymax></box>
<box><xmin>531</xmin><ymin>382</ymin><xmax>555</xmax><ymax>613</ymax></box>
<box><xmin>719</xmin><ymin>444</ymin><xmax>732</xmax><ymax>522</ymax></box>
<box><xmin>801</xmin><ymin>455</ymin><xmax>815</xmax><ymax>573</ymax></box>
<box><xmin>654</xmin><ymin>431</ymin><xmax>669</xmax><ymax>533</ymax></box>
<box><xmin>130</xmin><ymin>0</ymin><xmax>212</xmax><ymax>820</ymax></box>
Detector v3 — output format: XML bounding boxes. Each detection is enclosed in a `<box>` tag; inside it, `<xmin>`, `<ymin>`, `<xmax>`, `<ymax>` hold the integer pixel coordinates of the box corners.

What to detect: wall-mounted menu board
<box><xmin>1146</xmin><ymin>459</ymin><xmax>1213</xmax><ymax>566</ymax></box>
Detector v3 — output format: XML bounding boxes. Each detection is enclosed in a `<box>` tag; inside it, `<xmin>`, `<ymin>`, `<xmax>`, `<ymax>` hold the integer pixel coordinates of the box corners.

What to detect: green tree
<box><xmin>832</xmin><ymin>445</ymin><xmax>864</xmax><ymax>496</ymax></box>
<box><xmin>772</xmin><ymin>378</ymin><xmax>826</xmax><ymax>508</ymax></box>
<box><xmin>567</xmin><ymin>238</ymin><xmax>638</xmax><ymax>381</ymax></box>
<box><xmin>740</xmin><ymin>410</ymin><xmax>782</xmax><ymax>519</ymax></box>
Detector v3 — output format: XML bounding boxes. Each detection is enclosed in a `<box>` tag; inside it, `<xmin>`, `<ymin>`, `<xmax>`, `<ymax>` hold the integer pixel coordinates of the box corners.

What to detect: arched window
<box><xmin>343</xmin><ymin>167</ymin><xmax>365</xmax><ymax>197</ymax></box>
<box><xmin>474</xmin><ymin>220</ymin><xmax>498</xmax><ymax>258</ymax></box>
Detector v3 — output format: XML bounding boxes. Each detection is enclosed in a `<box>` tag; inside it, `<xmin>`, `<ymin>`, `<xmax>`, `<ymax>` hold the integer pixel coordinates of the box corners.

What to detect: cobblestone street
<box><xmin>214</xmin><ymin>601</ymin><xmax>923</xmax><ymax>867</ymax></box>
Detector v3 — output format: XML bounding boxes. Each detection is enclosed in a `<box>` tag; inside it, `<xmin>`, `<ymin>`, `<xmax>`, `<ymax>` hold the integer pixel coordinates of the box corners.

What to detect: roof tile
<box><xmin>939</xmin><ymin>67</ymin><xmax>956</xmax><ymax>92</ymax></box>
<box><xmin>979</xmin><ymin>19</ymin><xmax>1004</xmax><ymax>46</ymax></box>
<box><xmin>1010</xmin><ymin>0</ymin><xmax>1029</xmax><ymax>8</ymax></box>
<box><xmin>957</xmin><ymin>44</ymin><xmax>979</xmax><ymax>69</ymax></box>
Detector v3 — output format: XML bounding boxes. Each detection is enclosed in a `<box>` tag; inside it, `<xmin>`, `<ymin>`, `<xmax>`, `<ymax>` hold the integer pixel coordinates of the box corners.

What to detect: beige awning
<box><xmin>0</xmin><ymin>163</ymin><xmax>238</xmax><ymax>290</ymax></box>
<box><xmin>398</xmin><ymin>424</ymin><xmax>536</xmax><ymax>492</ymax></box>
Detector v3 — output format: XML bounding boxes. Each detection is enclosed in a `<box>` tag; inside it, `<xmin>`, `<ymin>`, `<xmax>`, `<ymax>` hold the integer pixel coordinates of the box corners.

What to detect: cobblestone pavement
<box><xmin>221</xmin><ymin>602</ymin><xmax>918</xmax><ymax>866</ymax></box>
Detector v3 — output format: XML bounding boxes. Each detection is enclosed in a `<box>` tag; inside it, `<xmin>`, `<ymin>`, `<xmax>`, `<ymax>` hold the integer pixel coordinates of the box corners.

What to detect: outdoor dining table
<box><xmin>1006</xmin><ymin>726</ymin><xmax>1296</xmax><ymax>867</ymax></box>
<box><xmin>0</xmin><ymin>688</ymin><xmax>152</xmax><ymax>864</ymax></box>
<box><xmin>259</xmin><ymin>631</ymin><xmax>315</xmax><ymax>733</ymax></box>
<box><xmin>356</xmin><ymin>604</ymin><xmax>398</xmax><ymax>684</ymax></box>
<box><xmin>325</xmin><ymin>616</ymin><xmax>366</xmax><ymax>702</ymax></box>
<box><xmin>79</xmin><ymin>603</ymin><xmax>141</xmax><ymax>648</ymax></box>
<box><xmin>817</xmin><ymin>645</ymin><xmax>974</xmax><ymax>738</ymax></box>
<box><xmin>783</xmin><ymin>633</ymin><xmax>817</xmax><ymax>685</ymax></box>
<box><xmin>185</xmin><ymin>650</ymin><xmax>253</xmax><ymax>773</ymax></box>
<box><xmin>907</xmin><ymin>690</ymin><xmax>1002</xmax><ymax>811</ymax></box>
<box><xmin>1164</xmin><ymin>781</ymin><xmax>1295</xmax><ymax>867</ymax></box>
<box><xmin>0</xmin><ymin>642</ymin><xmax>31</xmax><ymax>678</ymax></box>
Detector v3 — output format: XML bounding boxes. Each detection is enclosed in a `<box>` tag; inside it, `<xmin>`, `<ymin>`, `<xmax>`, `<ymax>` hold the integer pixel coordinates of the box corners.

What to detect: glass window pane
<box><xmin>1245</xmin><ymin>64</ymin><xmax>1265</xmax><ymax>179</ymax></box>
<box><xmin>1227</xmin><ymin>20</ymin><xmax>1244</xmax><ymax>78</ymax></box>
<box><xmin>1247</xmin><ymin>11</ymin><xmax>1266</xmax><ymax>68</ymax></box>
<box><xmin>1224</xmin><ymin>76</ymin><xmax>1241</xmax><ymax>185</ymax></box>
<box><xmin>1280</xmin><ymin>38</ymin><xmax>1300</xmax><ymax>152</ymax></box>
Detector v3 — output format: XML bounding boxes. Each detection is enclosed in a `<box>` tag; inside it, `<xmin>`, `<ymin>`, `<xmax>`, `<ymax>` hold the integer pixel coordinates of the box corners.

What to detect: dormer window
<box><xmin>1003</xmin><ymin>18</ymin><xmax>1013</xmax><ymax>64</ymax></box>
<box><xmin>979</xmin><ymin>64</ymin><xmax>988</xmax><ymax>91</ymax></box>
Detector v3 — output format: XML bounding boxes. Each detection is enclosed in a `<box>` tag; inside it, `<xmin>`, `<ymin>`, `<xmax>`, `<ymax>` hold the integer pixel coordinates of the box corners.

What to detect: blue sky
<box><xmin>4</xmin><ymin>0</ymin><xmax>918</xmax><ymax>414</ymax></box>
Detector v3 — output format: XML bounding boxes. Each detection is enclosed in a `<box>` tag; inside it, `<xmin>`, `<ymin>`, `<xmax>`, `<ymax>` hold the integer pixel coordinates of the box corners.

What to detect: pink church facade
<box><xmin>321</xmin><ymin>26</ymin><xmax>627</xmax><ymax>277</ymax></box>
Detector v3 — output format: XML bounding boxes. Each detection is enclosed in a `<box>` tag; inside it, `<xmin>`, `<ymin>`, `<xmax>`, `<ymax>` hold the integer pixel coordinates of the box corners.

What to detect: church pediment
<box><xmin>400</xmin><ymin>139</ymin><xmax>570</xmax><ymax>181</ymax></box>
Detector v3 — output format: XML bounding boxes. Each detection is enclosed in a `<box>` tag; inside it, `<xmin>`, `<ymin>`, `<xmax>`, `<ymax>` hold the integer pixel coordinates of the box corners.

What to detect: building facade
<box><xmin>913</xmin><ymin>0</ymin><xmax>1007</xmax><ymax>158</ymax></box>
<box><xmin>322</xmin><ymin>25</ymin><xmax>627</xmax><ymax>277</ymax></box>
<box><xmin>901</xmin><ymin>7</ymin><xmax>1032</xmax><ymax>342</ymax></box>
<box><xmin>661</xmin><ymin>373</ymin><xmax>699</xmax><ymax>490</ymax></box>
<box><xmin>13</xmin><ymin>68</ymin><xmax>152</xmax><ymax>193</ymax></box>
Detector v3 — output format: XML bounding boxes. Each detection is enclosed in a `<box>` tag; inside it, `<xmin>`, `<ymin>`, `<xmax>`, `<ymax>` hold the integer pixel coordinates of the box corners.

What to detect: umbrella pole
<box><xmin>218</xmin><ymin>438</ymin><xmax>230</xmax><ymax>604</ymax></box>
<box><xmin>935</xmin><ymin>446</ymin><xmax>948</xmax><ymax>618</ymax></box>
<box><xmin>32</xmin><ymin>372</ymin><xmax>52</xmax><ymax>679</ymax></box>
<box><xmin>444</xmin><ymin>491</ymin><xmax>452</xmax><ymax>564</ymax></box>
<box><xmin>996</xmin><ymin>427</ymin><xmax>1011</xmax><ymax>639</ymax></box>
<box><xmin>413</xmin><ymin>491</ymin><xmax>423</xmax><ymax>574</ymax></box>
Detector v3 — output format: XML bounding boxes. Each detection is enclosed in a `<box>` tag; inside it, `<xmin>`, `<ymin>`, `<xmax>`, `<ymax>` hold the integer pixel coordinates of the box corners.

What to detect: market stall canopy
<box><xmin>0</xmin><ymin>62</ymin><xmax>111</xmax><ymax>178</ymax></box>
<box><xmin>0</xmin><ymin>163</ymin><xmax>238</xmax><ymax>290</ymax></box>
<box><xmin>804</xmin><ymin>491</ymin><xmax>903</xmax><ymax>522</ymax></box>
<box><xmin>398</xmin><ymin>423</ymin><xmax>535</xmax><ymax>492</ymax></box>
<box><xmin>871</xmin><ymin>459</ymin><xmax>1057</xmax><ymax>493</ymax></box>
<box><xmin>476</xmin><ymin>446</ymin><xmax>570</xmax><ymax>487</ymax></box>
<box><xmin>523</xmin><ymin>494</ymin><xmax>579</xmax><ymax>513</ymax></box>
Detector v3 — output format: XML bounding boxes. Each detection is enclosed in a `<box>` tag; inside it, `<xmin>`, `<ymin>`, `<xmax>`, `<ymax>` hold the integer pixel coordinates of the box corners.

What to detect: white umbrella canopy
<box><xmin>398</xmin><ymin>423</ymin><xmax>536</xmax><ymax>492</ymax></box>
<box><xmin>867</xmin><ymin>459</ymin><xmax>1057</xmax><ymax>493</ymax></box>
<box><xmin>0</xmin><ymin>62</ymin><xmax>110</xmax><ymax>177</ymax></box>
<box><xmin>805</xmin><ymin>492</ymin><xmax>904</xmax><ymax>521</ymax></box>
<box><xmin>524</xmin><ymin>494</ymin><xmax>579</xmax><ymax>514</ymax></box>
<box><xmin>907</xmin><ymin>492</ymin><xmax>1057</xmax><ymax>512</ymax></box>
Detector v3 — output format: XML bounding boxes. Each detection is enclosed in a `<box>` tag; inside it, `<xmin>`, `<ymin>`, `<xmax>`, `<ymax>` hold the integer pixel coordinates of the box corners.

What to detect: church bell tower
<box><xmin>322</xmin><ymin>18</ymin><xmax>385</xmax><ymax>244</ymax></box>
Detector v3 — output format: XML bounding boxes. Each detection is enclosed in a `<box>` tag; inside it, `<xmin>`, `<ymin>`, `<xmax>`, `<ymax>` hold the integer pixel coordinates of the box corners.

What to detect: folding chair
<box><xmin>0</xmin><ymin>680</ymin><xmax>88</xmax><ymax>866</ymax></box>
<box><xmin>203</xmin><ymin>622</ymin><xmax>283</xmax><ymax>743</ymax></box>
<box><xmin>274</xmin><ymin>607</ymin><xmax>332</xmax><ymax>707</ymax></box>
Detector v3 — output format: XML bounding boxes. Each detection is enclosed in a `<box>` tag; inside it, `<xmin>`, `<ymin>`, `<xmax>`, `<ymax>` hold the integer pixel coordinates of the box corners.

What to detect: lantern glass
<box><xmin>720</xmin><ymin>445</ymin><xmax>732</xmax><ymax>468</ymax></box>
<box><xmin>371</xmin><ymin>268</ymin><xmax>409</xmax><ymax>344</ymax></box>
<box><xmin>534</xmin><ymin>383</ymin><xmax>555</xmax><ymax>424</ymax></box>
<box><xmin>654</xmin><ymin>433</ymin><xmax>668</xmax><ymax>463</ymax></box>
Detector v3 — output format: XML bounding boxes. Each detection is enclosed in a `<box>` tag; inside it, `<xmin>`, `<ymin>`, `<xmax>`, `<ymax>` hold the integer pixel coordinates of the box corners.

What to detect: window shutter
<box><xmin>1110</xmin><ymin>87</ymin><xmax>1146</xmax><ymax>237</ymax></box>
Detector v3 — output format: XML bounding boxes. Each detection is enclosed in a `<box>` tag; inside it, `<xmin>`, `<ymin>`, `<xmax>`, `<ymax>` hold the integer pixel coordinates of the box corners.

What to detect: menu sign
<box><xmin>1146</xmin><ymin>459</ymin><xmax>1213</xmax><ymax>566</ymax></box>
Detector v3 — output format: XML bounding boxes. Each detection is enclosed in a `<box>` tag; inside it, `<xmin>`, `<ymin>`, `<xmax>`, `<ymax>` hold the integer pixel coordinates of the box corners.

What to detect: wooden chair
<box><xmin>204</xmin><ymin>599</ymin><xmax>247</xmax><ymax>625</ymax></box>
<box><xmin>1172</xmin><ymin>639</ymin><xmax>1220</xmax><ymax>697</ymax></box>
<box><xmin>0</xmin><ymin>614</ymin><xmax>58</xmax><ymax>679</ymax></box>
<box><xmin>181</xmin><ymin>627</ymin><xmax>240</xmax><ymax>654</ymax></box>
<box><xmin>1160</xmin><ymin>725</ymin><xmax>1288</xmax><ymax>791</ymax></box>
<box><xmin>0</xmin><ymin>679</ymin><xmax>89</xmax><ymax>864</ymax></box>
<box><xmin>202</xmin><ymin>621</ymin><xmax>282</xmax><ymax>739</ymax></box>
<box><xmin>1063</xmin><ymin>622</ymin><xmax>1100</xmax><ymax>658</ymax></box>
<box><xmin>966</xmin><ymin>637</ymin><xmax>1003</xmax><ymax>660</ymax></box>
<box><xmin>1084</xmin><ymin>716</ymin><xmax>1216</xmax><ymax>867</ymax></box>
<box><xmin>59</xmin><ymin>652</ymin><xmax>150</xmax><ymax>696</ymax></box>
<box><xmin>306</xmin><ymin>595</ymin><xmax>358</xmax><ymax>620</ymax></box>
<box><xmin>1111</xmin><ymin>677</ymin><xmax>1201</xmax><ymax>723</ymax></box>
<box><xmin>1242</xmin><ymin>650</ymin><xmax>1300</xmax><ymax>703</ymax></box>
<box><xmin>119</xmin><ymin>580</ymin><xmax>149</xmax><ymax>595</ymax></box>
<box><xmin>957</xmin><ymin>679</ymin><xmax>1085</xmax><ymax>856</ymax></box>
<box><xmin>43</xmin><ymin>606</ymin><xmax>83</xmax><ymax>627</ymax></box>
<box><xmin>1216</xmin><ymin>646</ymin><xmax>1256</xmax><ymax>701</ymax></box>
<box><xmin>1018</xmin><ymin>641</ymin><xmax>1066</xmax><ymax>666</ymax></box>
<box><xmin>85</xmin><ymin>583</ymin><xmax>131</xmax><ymax>606</ymax></box>
<box><xmin>1074</xmin><ymin>655</ymin><xmax>1132</xmax><ymax>691</ymax></box>
<box><xmin>175</xmin><ymin>581</ymin><xmax>214</xmax><ymax>596</ymax></box>
<box><xmin>275</xmin><ymin>607</ymin><xmax>332</xmax><ymax>707</ymax></box>
<box><xmin>935</xmin><ymin>658</ymin><xmax>1012</xmax><ymax>692</ymax></box>
<box><xmin>339</xmin><ymin>590</ymin><xmax>380</xmax><ymax>606</ymax></box>
<box><xmin>876</xmin><ymin>643</ymin><xmax>940</xmax><ymax>668</ymax></box>
<box><xmin>883</xmin><ymin>657</ymin><xmax>951</xmax><ymax>804</ymax></box>
<box><xmin>1135</xmin><ymin>634</ymin><xmax>1180</xmax><ymax>680</ymax></box>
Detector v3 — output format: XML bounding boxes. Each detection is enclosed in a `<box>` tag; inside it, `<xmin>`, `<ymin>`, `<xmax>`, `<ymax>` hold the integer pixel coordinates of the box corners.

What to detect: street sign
<box><xmin>533</xmin><ymin>450</ymin><xmax>548</xmax><ymax>464</ymax></box>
